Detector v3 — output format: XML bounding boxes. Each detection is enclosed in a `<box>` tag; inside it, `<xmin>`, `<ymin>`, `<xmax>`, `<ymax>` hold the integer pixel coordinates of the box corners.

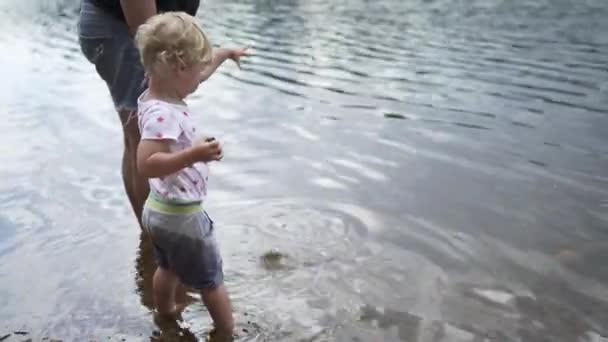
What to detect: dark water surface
<box><xmin>1</xmin><ymin>0</ymin><xmax>608</xmax><ymax>340</ymax></box>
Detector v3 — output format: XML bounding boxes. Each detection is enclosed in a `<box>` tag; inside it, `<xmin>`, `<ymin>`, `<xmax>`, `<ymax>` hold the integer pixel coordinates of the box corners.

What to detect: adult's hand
<box><xmin>120</xmin><ymin>0</ymin><xmax>157</xmax><ymax>34</ymax></box>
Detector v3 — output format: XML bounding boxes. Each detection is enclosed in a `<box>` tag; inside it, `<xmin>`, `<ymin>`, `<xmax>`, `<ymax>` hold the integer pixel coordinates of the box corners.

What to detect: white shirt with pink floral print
<box><xmin>137</xmin><ymin>91</ymin><xmax>209</xmax><ymax>203</ymax></box>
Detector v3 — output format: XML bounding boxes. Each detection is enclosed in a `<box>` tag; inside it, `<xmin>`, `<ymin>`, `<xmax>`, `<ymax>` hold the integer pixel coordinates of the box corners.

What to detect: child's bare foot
<box><xmin>153</xmin><ymin>305</ymin><xmax>193</xmax><ymax>338</ymax></box>
<box><xmin>153</xmin><ymin>310</ymin><xmax>179</xmax><ymax>328</ymax></box>
<box><xmin>152</xmin><ymin>309</ymin><xmax>197</xmax><ymax>341</ymax></box>
<box><xmin>154</xmin><ymin>302</ymin><xmax>190</xmax><ymax>323</ymax></box>
<box><xmin>208</xmin><ymin>327</ymin><xmax>236</xmax><ymax>342</ymax></box>
<box><xmin>153</xmin><ymin>310</ymin><xmax>180</xmax><ymax>336</ymax></box>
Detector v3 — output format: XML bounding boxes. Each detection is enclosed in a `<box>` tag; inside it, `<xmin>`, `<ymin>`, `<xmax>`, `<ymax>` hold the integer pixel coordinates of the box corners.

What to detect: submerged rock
<box><xmin>261</xmin><ymin>248</ymin><xmax>289</xmax><ymax>270</ymax></box>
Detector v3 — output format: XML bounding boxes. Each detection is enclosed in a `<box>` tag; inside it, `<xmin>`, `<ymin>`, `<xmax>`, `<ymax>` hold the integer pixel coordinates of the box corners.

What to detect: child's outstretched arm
<box><xmin>198</xmin><ymin>47</ymin><xmax>251</xmax><ymax>83</ymax></box>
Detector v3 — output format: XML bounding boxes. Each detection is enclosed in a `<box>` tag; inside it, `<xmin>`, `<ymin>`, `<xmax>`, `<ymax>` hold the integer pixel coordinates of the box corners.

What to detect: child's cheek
<box><xmin>190</xmin><ymin>78</ymin><xmax>199</xmax><ymax>93</ymax></box>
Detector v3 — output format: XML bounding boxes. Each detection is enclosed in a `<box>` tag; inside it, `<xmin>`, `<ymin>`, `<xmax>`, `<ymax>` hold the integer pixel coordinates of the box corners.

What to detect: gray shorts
<box><xmin>142</xmin><ymin>197</ymin><xmax>224</xmax><ymax>290</ymax></box>
<box><xmin>77</xmin><ymin>0</ymin><xmax>146</xmax><ymax>113</ymax></box>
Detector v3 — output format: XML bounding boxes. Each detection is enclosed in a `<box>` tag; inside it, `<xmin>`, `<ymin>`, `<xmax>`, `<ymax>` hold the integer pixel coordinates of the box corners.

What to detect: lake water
<box><xmin>1</xmin><ymin>0</ymin><xmax>608</xmax><ymax>341</ymax></box>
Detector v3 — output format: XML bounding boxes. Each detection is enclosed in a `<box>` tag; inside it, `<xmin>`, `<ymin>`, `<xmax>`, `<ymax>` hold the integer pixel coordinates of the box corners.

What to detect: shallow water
<box><xmin>1</xmin><ymin>0</ymin><xmax>608</xmax><ymax>340</ymax></box>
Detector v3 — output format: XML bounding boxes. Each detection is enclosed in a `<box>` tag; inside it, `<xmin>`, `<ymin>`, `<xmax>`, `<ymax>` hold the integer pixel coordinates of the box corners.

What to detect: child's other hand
<box><xmin>229</xmin><ymin>47</ymin><xmax>252</xmax><ymax>69</ymax></box>
<box><xmin>195</xmin><ymin>139</ymin><xmax>223</xmax><ymax>162</ymax></box>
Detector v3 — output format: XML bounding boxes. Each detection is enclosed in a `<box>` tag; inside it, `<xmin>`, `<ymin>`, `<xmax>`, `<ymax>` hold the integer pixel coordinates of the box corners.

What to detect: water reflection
<box><xmin>135</xmin><ymin>233</ymin><xmax>156</xmax><ymax>313</ymax></box>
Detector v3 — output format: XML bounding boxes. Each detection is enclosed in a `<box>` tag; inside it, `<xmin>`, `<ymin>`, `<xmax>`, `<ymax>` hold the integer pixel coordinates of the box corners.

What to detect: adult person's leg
<box><xmin>119</xmin><ymin>109</ymin><xmax>149</xmax><ymax>226</ymax></box>
<box><xmin>78</xmin><ymin>0</ymin><xmax>149</xmax><ymax>226</ymax></box>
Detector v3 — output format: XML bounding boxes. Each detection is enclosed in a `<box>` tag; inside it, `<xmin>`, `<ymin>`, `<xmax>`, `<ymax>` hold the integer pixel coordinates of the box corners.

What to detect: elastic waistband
<box><xmin>145</xmin><ymin>193</ymin><xmax>202</xmax><ymax>215</ymax></box>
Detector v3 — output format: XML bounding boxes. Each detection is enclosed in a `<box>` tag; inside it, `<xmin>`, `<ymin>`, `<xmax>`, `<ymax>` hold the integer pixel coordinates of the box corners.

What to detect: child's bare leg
<box><xmin>153</xmin><ymin>266</ymin><xmax>180</xmax><ymax>315</ymax></box>
<box><xmin>175</xmin><ymin>282</ymin><xmax>195</xmax><ymax>307</ymax></box>
<box><xmin>201</xmin><ymin>285</ymin><xmax>234</xmax><ymax>339</ymax></box>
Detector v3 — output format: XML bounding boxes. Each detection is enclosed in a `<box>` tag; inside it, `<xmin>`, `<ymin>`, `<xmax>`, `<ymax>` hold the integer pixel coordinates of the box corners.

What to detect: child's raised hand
<box><xmin>229</xmin><ymin>47</ymin><xmax>252</xmax><ymax>69</ymax></box>
<box><xmin>195</xmin><ymin>138</ymin><xmax>223</xmax><ymax>162</ymax></box>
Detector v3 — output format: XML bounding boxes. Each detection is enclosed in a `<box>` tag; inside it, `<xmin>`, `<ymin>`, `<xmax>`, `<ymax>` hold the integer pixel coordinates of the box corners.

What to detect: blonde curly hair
<box><xmin>135</xmin><ymin>12</ymin><xmax>213</xmax><ymax>75</ymax></box>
